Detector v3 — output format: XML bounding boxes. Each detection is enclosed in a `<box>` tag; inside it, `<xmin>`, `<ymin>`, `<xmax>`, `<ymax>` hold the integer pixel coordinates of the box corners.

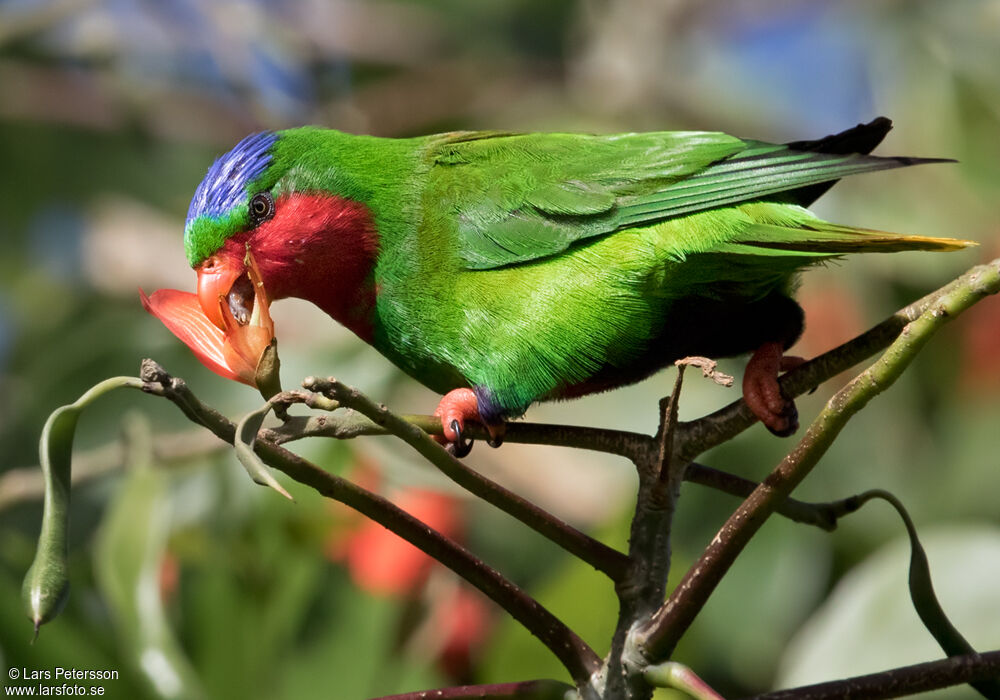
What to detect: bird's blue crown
<box><xmin>186</xmin><ymin>131</ymin><xmax>278</xmax><ymax>224</ymax></box>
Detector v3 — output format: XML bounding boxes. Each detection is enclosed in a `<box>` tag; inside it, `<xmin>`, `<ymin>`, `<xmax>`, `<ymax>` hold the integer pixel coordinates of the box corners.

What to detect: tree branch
<box><xmin>746</xmin><ymin>649</ymin><xmax>1000</xmax><ymax>700</ymax></box>
<box><xmin>138</xmin><ymin>360</ymin><xmax>602</xmax><ymax>686</ymax></box>
<box><xmin>634</xmin><ymin>257</ymin><xmax>1000</xmax><ymax>664</ymax></box>
<box><xmin>603</xmin><ymin>368</ymin><xmax>693</xmax><ymax>699</ymax></box>
<box><xmin>25</xmin><ymin>258</ymin><xmax>997</xmax><ymax>699</ymax></box>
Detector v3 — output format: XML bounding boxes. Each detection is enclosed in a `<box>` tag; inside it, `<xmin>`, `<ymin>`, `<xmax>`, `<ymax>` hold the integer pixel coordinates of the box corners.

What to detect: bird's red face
<box><xmin>142</xmin><ymin>190</ymin><xmax>378</xmax><ymax>397</ymax></box>
<box><xmin>194</xmin><ymin>190</ymin><xmax>379</xmax><ymax>332</ymax></box>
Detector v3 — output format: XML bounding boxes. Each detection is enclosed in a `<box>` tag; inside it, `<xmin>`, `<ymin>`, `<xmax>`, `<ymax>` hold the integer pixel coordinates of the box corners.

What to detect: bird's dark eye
<box><xmin>249</xmin><ymin>192</ymin><xmax>275</xmax><ymax>225</ymax></box>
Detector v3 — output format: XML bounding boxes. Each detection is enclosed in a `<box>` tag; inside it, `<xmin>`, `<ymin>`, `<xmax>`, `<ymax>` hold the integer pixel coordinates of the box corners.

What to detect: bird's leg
<box><xmin>433</xmin><ymin>388</ymin><xmax>506</xmax><ymax>457</ymax></box>
<box><xmin>742</xmin><ymin>341</ymin><xmax>806</xmax><ymax>437</ymax></box>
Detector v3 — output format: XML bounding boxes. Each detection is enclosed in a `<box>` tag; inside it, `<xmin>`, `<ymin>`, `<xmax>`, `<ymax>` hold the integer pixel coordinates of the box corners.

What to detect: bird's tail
<box><xmin>721</xmin><ymin>220</ymin><xmax>976</xmax><ymax>257</ymax></box>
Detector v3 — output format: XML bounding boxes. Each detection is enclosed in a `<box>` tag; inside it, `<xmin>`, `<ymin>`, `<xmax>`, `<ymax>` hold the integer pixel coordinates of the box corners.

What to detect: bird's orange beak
<box><xmin>141</xmin><ymin>250</ymin><xmax>281</xmax><ymax>398</ymax></box>
<box><xmin>196</xmin><ymin>254</ymin><xmax>247</xmax><ymax>330</ymax></box>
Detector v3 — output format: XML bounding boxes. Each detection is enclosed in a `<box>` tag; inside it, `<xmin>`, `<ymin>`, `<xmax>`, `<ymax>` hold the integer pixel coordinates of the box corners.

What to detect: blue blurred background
<box><xmin>1</xmin><ymin>1</ymin><xmax>999</xmax><ymax>698</ymax></box>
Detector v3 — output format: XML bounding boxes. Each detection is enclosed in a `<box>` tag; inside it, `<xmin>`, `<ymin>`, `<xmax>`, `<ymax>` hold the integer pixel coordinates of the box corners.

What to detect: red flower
<box><xmin>340</xmin><ymin>488</ymin><xmax>464</xmax><ymax>596</ymax></box>
<box><xmin>141</xmin><ymin>251</ymin><xmax>280</xmax><ymax>396</ymax></box>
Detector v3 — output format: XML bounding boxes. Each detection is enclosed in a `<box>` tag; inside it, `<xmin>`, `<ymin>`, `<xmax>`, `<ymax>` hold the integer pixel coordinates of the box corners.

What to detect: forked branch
<box><xmin>635</xmin><ymin>257</ymin><xmax>1000</xmax><ymax>665</ymax></box>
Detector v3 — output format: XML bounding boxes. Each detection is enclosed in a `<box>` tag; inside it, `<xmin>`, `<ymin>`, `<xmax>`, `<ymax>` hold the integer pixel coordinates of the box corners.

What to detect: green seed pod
<box><xmin>22</xmin><ymin>405</ymin><xmax>76</xmax><ymax>636</ymax></box>
<box><xmin>22</xmin><ymin>377</ymin><xmax>143</xmax><ymax>636</ymax></box>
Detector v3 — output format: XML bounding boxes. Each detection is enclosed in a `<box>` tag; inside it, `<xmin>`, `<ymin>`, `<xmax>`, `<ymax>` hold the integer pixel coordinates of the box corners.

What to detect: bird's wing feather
<box><xmin>724</xmin><ymin>219</ymin><xmax>971</xmax><ymax>254</ymax></box>
<box><xmin>614</xmin><ymin>147</ymin><xmax>942</xmax><ymax>226</ymax></box>
<box><xmin>427</xmin><ymin>130</ymin><xmax>744</xmax><ymax>268</ymax></box>
<box><xmin>426</xmin><ymin>129</ymin><xmax>949</xmax><ymax>270</ymax></box>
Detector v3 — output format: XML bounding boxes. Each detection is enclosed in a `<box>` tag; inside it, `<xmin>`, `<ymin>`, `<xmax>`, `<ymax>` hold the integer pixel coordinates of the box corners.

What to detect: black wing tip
<box><xmin>790</xmin><ymin>117</ymin><xmax>957</xmax><ymax>165</ymax></box>
<box><xmin>781</xmin><ymin>119</ymin><xmax>956</xmax><ymax>206</ymax></box>
<box><xmin>786</xmin><ymin>116</ymin><xmax>894</xmax><ymax>156</ymax></box>
<box><xmin>859</xmin><ymin>115</ymin><xmax>893</xmax><ymax>139</ymax></box>
<box><xmin>892</xmin><ymin>155</ymin><xmax>958</xmax><ymax>166</ymax></box>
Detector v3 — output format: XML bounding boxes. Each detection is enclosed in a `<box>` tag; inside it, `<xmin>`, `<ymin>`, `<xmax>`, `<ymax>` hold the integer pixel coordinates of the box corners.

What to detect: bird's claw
<box><xmin>433</xmin><ymin>387</ymin><xmax>504</xmax><ymax>458</ymax></box>
<box><xmin>446</xmin><ymin>419</ymin><xmax>474</xmax><ymax>458</ymax></box>
<box><xmin>766</xmin><ymin>400</ymin><xmax>799</xmax><ymax>437</ymax></box>
<box><xmin>743</xmin><ymin>341</ymin><xmax>804</xmax><ymax>436</ymax></box>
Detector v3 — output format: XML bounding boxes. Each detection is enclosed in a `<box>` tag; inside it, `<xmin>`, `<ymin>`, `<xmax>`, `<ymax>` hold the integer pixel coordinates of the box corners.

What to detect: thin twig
<box><xmin>257</xmin><ymin>263</ymin><xmax>997</xmax><ymax>482</ymax></box>
<box><xmin>653</xmin><ymin>364</ymin><xmax>685</xmax><ymax>490</ymax></box>
<box><xmin>138</xmin><ymin>360</ymin><xmax>602</xmax><ymax>686</ymax></box>
<box><xmin>683</xmin><ymin>463</ymin><xmax>839</xmax><ymax>531</ymax></box>
<box><xmin>0</xmin><ymin>427</ymin><xmax>853</xmax><ymax>534</ymax></box>
<box><xmin>745</xmin><ymin>649</ymin><xmax>1000</xmax><ymax>700</ymax></box>
<box><xmin>267</xmin><ymin>411</ymin><xmax>652</xmax><ymax>462</ymax></box>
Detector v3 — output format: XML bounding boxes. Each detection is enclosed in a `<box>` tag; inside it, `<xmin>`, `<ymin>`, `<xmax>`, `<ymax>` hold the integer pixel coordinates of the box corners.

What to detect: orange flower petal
<box><xmin>223</xmin><ymin>325</ymin><xmax>272</xmax><ymax>385</ymax></box>
<box><xmin>214</xmin><ymin>291</ymin><xmax>274</xmax><ymax>385</ymax></box>
<box><xmin>140</xmin><ymin>288</ymin><xmax>245</xmax><ymax>384</ymax></box>
<box><xmin>142</xmin><ymin>252</ymin><xmax>277</xmax><ymax>392</ymax></box>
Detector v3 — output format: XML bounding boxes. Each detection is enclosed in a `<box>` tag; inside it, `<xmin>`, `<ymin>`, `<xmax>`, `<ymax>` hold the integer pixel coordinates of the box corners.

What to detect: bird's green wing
<box><xmin>426</xmin><ymin>129</ymin><xmax>947</xmax><ymax>270</ymax></box>
<box><xmin>425</xmin><ymin>130</ymin><xmax>743</xmax><ymax>268</ymax></box>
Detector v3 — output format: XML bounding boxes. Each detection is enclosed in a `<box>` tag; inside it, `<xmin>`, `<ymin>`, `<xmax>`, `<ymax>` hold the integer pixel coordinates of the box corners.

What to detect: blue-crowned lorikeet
<box><xmin>143</xmin><ymin>117</ymin><xmax>970</xmax><ymax>451</ymax></box>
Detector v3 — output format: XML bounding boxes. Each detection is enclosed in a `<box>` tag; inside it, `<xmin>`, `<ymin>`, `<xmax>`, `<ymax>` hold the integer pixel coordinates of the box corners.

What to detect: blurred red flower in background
<box><xmin>326</xmin><ymin>459</ymin><xmax>492</xmax><ymax>680</ymax></box>
<box><xmin>338</xmin><ymin>486</ymin><xmax>464</xmax><ymax>595</ymax></box>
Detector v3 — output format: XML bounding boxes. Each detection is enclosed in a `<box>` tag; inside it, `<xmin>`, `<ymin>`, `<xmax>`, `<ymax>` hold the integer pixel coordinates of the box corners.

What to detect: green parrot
<box><xmin>142</xmin><ymin>117</ymin><xmax>969</xmax><ymax>453</ymax></box>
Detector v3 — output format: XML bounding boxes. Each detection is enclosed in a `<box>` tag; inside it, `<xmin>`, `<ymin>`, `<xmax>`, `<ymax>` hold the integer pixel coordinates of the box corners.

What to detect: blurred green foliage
<box><xmin>1</xmin><ymin>1</ymin><xmax>999</xmax><ymax>698</ymax></box>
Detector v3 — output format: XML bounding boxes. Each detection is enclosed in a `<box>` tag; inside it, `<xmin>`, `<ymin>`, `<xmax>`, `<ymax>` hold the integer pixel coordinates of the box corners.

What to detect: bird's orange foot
<box><xmin>433</xmin><ymin>388</ymin><xmax>506</xmax><ymax>457</ymax></box>
<box><xmin>742</xmin><ymin>341</ymin><xmax>806</xmax><ymax>437</ymax></box>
